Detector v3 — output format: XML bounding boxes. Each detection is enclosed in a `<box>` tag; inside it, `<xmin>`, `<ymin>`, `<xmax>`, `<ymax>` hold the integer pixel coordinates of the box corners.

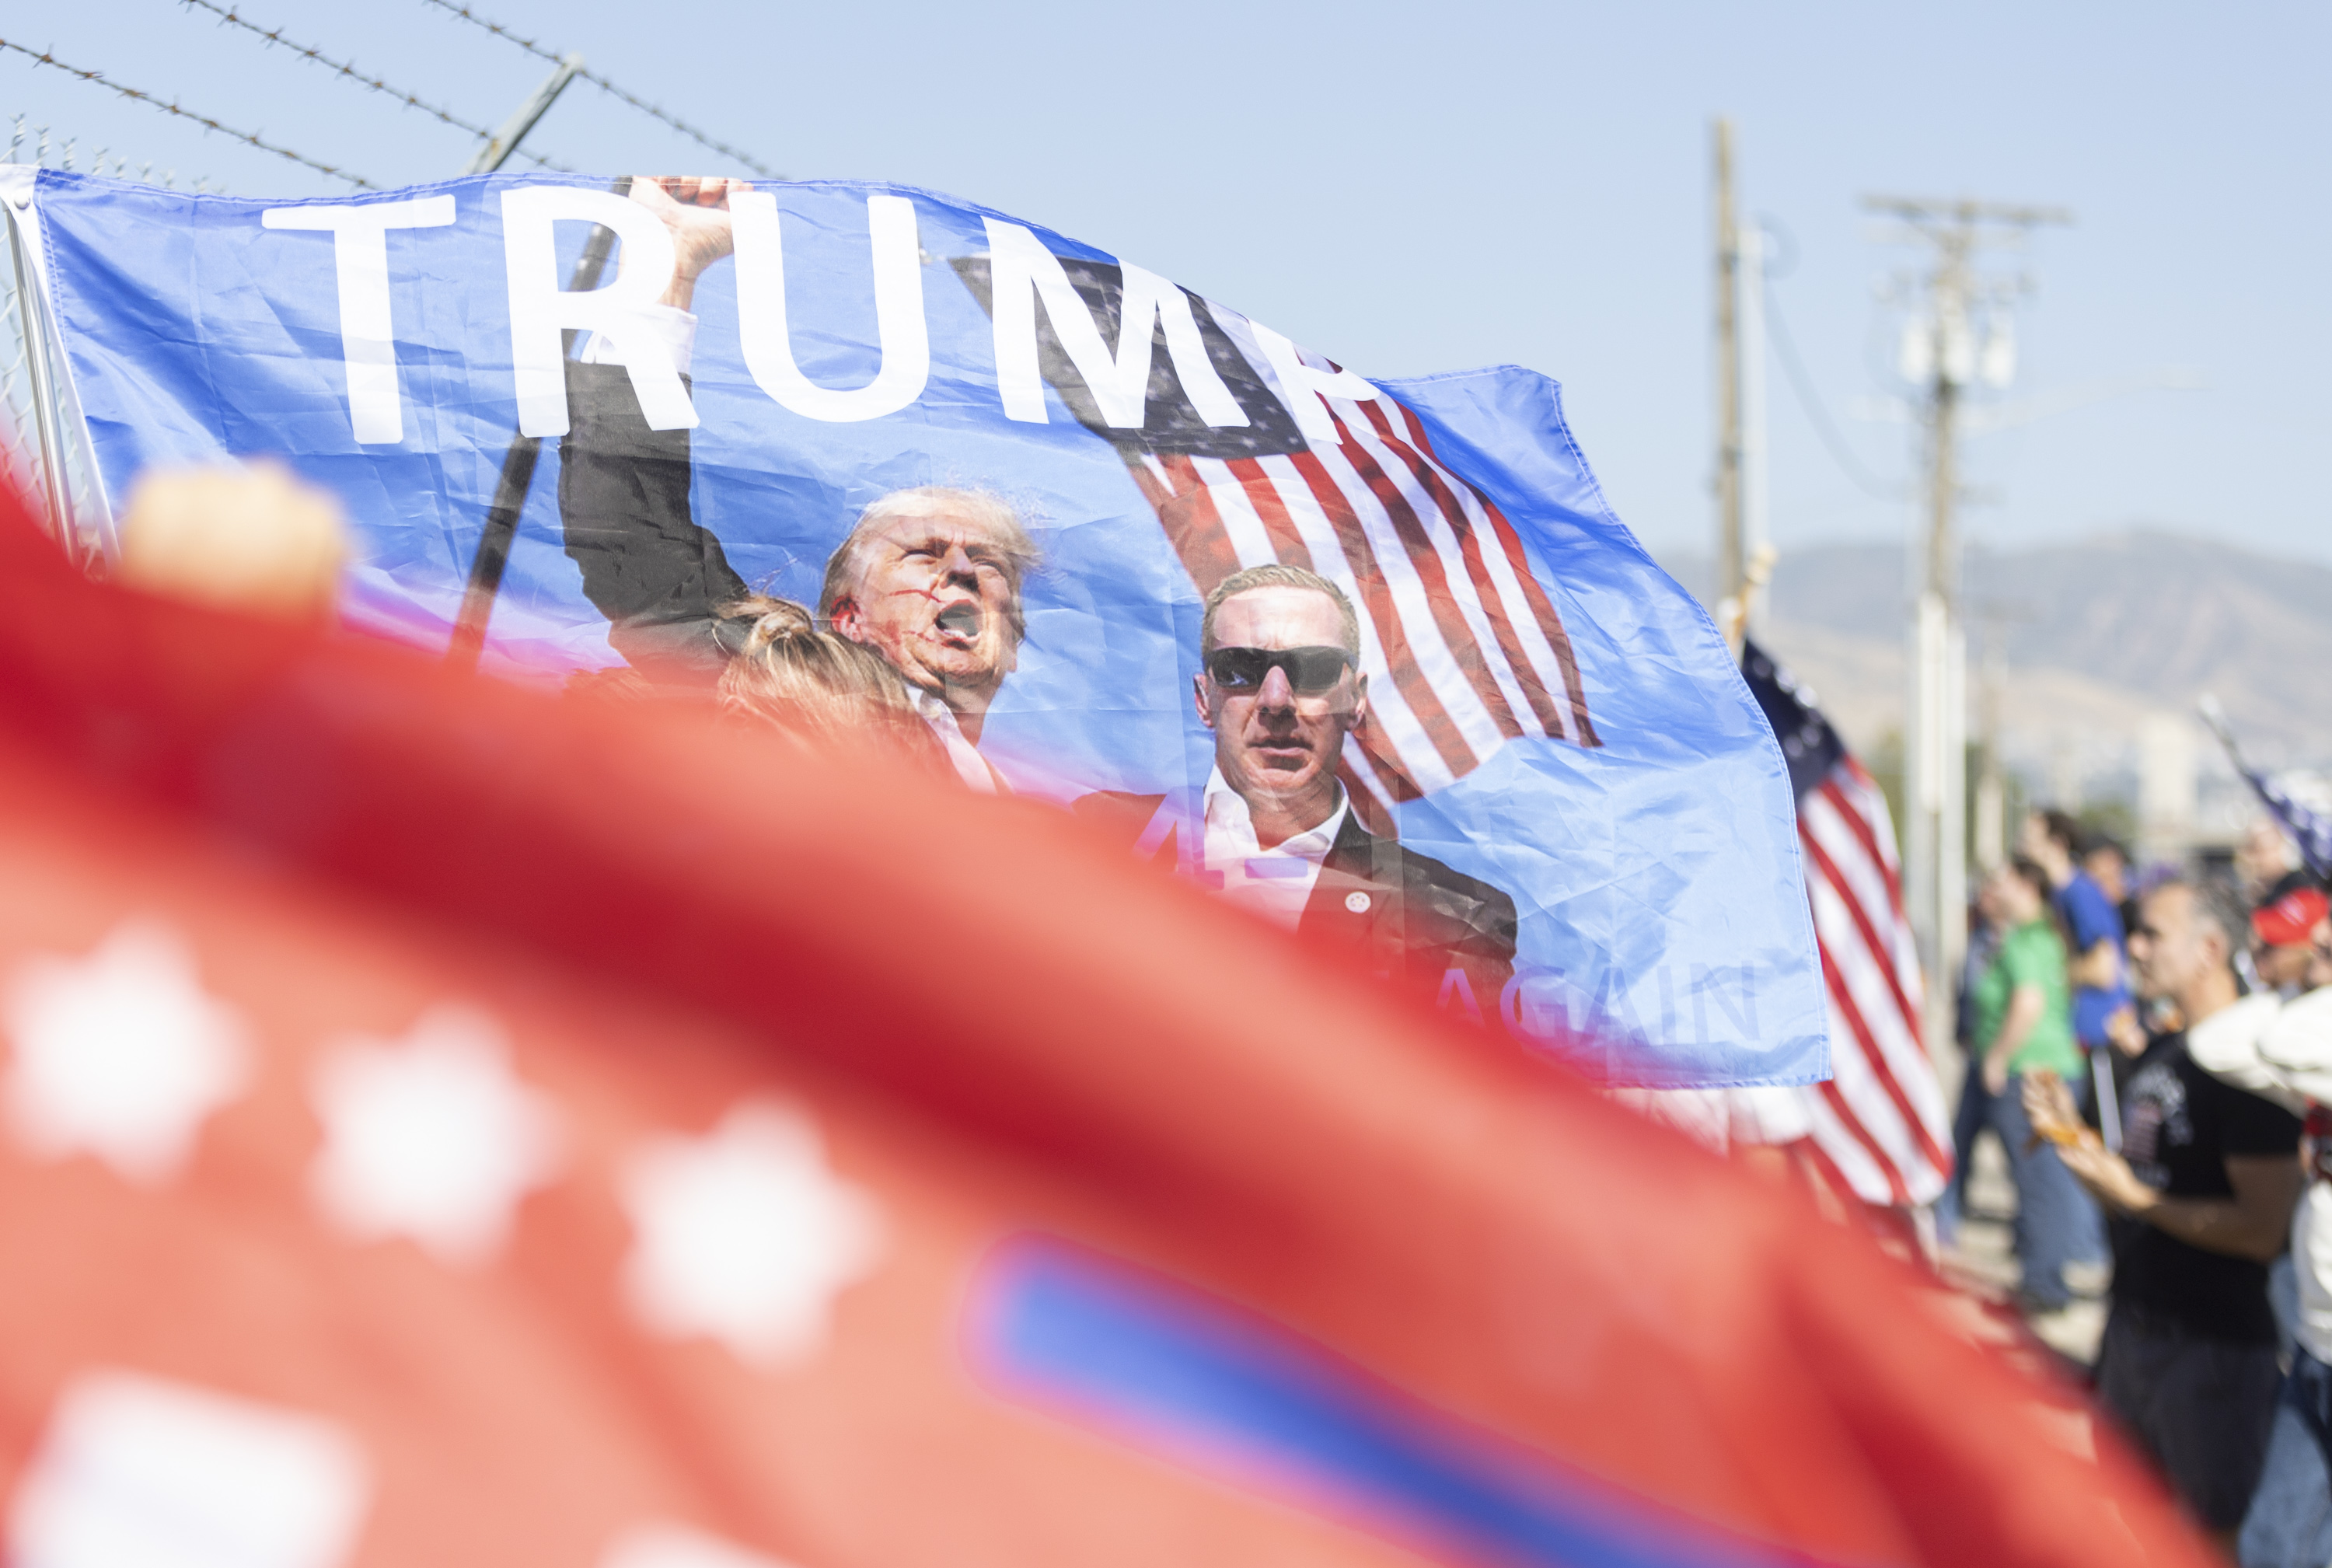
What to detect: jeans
<box><xmin>2241</xmin><ymin>1346</ymin><xmax>2332</xmax><ymax>1566</ymax></box>
<box><xmin>1939</xmin><ymin>1068</ymin><xmax>2104</xmax><ymax>1305</ymax></box>
<box><xmin>1938</xmin><ymin>1064</ymin><xmax>1986</xmax><ymax>1240</ymax></box>
<box><xmin>2271</xmin><ymin>1255</ymin><xmax>2299</xmax><ymax>1366</ymax></box>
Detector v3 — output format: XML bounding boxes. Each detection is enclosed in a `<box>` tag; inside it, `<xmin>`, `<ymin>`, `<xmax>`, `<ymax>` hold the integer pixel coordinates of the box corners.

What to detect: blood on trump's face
<box><xmin>1196</xmin><ymin>586</ymin><xmax>1367</xmax><ymax>825</ymax></box>
<box><xmin>829</xmin><ymin>509</ymin><xmax>1021</xmax><ymax>708</ymax></box>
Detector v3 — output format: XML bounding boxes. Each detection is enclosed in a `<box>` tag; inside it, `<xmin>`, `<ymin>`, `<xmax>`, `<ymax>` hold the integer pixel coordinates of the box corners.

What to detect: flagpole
<box><xmin>440</xmin><ymin>60</ymin><xmax>596</xmax><ymax>671</ymax></box>
<box><xmin>1711</xmin><ymin>120</ymin><xmax>1744</xmax><ymax>655</ymax></box>
<box><xmin>1738</xmin><ymin>216</ymin><xmax>1769</xmax><ymax>644</ymax></box>
<box><xmin>463</xmin><ymin>54</ymin><xmax>583</xmax><ymax>177</ymax></box>
<box><xmin>4</xmin><ymin>190</ymin><xmax>78</xmax><ymax>565</ymax></box>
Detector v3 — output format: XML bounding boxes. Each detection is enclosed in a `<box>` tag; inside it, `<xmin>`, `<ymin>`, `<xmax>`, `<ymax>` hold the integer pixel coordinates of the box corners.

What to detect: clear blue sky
<box><xmin>8</xmin><ymin>2</ymin><xmax>2327</xmax><ymax>566</ymax></box>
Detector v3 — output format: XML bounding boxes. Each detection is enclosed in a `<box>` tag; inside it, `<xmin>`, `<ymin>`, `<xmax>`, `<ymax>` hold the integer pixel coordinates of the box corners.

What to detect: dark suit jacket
<box><xmin>557</xmin><ymin>359</ymin><xmax>747</xmax><ymax>684</ymax></box>
<box><xmin>1073</xmin><ymin>789</ymin><xmax>1518</xmax><ymax>1014</ymax></box>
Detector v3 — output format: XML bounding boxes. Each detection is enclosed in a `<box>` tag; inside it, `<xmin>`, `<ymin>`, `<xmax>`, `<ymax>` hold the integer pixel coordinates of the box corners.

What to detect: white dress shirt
<box><xmin>1200</xmin><ymin>768</ymin><xmax>1349</xmax><ymax>931</ymax></box>
<box><xmin>910</xmin><ymin>689</ymin><xmax>1010</xmax><ymax>794</ymax></box>
<box><xmin>2294</xmin><ymin>1183</ymin><xmax>2332</xmax><ymax>1365</ymax></box>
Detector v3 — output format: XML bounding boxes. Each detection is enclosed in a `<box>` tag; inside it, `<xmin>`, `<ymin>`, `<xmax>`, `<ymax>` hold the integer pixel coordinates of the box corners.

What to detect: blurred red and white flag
<box><xmin>0</xmin><ymin>486</ymin><xmax>2195</xmax><ymax>1568</ymax></box>
<box><xmin>1740</xmin><ymin>640</ymin><xmax>1953</xmax><ymax>1208</ymax></box>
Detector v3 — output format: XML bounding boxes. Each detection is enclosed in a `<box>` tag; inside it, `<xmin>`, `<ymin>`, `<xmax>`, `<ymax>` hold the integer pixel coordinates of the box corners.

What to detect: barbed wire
<box><xmin>416</xmin><ymin>0</ymin><xmax>782</xmax><ymax>180</ymax></box>
<box><xmin>176</xmin><ymin>0</ymin><xmax>571</xmax><ymax>173</ymax></box>
<box><xmin>0</xmin><ymin>35</ymin><xmax>375</xmax><ymax>187</ymax></box>
<box><xmin>9</xmin><ymin>115</ymin><xmax>222</xmax><ymax>190</ymax></box>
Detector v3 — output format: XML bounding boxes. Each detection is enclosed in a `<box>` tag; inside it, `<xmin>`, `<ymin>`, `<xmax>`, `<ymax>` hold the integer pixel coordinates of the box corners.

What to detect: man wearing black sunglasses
<box><xmin>1075</xmin><ymin>564</ymin><xmax>1517</xmax><ymax>1012</ymax></box>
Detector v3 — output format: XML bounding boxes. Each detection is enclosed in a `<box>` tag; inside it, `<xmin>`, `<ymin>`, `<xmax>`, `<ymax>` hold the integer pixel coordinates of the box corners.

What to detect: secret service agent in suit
<box><xmin>557</xmin><ymin>175</ymin><xmax>1036</xmax><ymax>791</ymax></box>
<box><xmin>1074</xmin><ymin>563</ymin><xmax>1519</xmax><ymax>1014</ymax></box>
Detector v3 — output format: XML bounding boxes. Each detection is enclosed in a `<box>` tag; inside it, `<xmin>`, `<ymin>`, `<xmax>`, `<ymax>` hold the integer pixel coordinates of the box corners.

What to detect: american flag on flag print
<box><xmin>1126</xmin><ymin>389</ymin><xmax>1600</xmax><ymax>827</ymax></box>
<box><xmin>1741</xmin><ymin>641</ymin><xmax>1953</xmax><ymax>1209</ymax></box>
<box><xmin>955</xmin><ymin>256</ymin><xmax>1600</xmax><ymax>832</ymax></box>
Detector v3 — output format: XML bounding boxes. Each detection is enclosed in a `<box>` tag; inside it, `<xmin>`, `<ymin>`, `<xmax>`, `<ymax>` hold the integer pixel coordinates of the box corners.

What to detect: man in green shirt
<box><xmin>1975</xmin><ymin>892</ymin><xmax>2085</xmax><ymax>1093</ymax></box>
<box><xmin>1969</xmin><ymin>859</ymin><xmax>2103</xmax><ymax>1314</ymax></box>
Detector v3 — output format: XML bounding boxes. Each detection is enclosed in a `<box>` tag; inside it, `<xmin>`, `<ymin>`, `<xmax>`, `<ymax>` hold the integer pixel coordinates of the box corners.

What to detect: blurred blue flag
<box><xmin>23</xmin><ymin>167</ymin><xmax>1824</xmax><ymax>1086</ymax></box>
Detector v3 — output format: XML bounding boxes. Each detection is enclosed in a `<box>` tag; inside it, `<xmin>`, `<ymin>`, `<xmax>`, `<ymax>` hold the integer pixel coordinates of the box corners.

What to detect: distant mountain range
<box><xmin>1651</xmin><ymin>530</ymin><xmax>2332</xmax><ymax>780</ymax></box>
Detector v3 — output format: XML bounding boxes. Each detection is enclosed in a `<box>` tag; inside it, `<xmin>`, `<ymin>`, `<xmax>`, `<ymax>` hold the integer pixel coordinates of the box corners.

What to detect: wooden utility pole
<box><xmin>1712</xmin><ymin>120</ymin><xmax>1744</xmax><ymax>649</ymax></box>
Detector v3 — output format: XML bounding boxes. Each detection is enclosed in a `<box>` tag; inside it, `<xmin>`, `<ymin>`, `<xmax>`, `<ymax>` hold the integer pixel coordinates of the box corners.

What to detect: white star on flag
<box><xmin>2</xmin><ymin>920</ymin><xmax>250</xmax><ymax>1185</ymax></box>
<box><xmin>620</xmin><ymin>1101</ymin><xmax>884</xmax><ymax>1368</ymax></box>
<box><xmin>602</xmin><ymin>1522</ymin><xmax>800</xmax><ymax>1568</ymax></box>
<box><xmin>308</xmin><ymin>1006</ymin><xmax>562</xmax><ymax>1268</ymax></box>
<box><xmin>9</xmin><ymin>1371</ymin><xmax>369</xmax><ymax>1568</ymax></box>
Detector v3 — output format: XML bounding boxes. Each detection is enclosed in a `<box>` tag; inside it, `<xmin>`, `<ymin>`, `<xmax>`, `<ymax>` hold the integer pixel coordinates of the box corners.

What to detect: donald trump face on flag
<box><xmin>815</xmin><ymin>487</ymin><xmax>1039</xmax><ymax>747</ymax></box>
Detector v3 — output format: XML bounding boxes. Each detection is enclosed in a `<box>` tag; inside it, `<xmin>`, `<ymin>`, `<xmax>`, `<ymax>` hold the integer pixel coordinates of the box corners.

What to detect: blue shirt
<box><xmin>2054</xmin><ymin>870</ymin><xmax>2130</xmax><ymax>1046</ymax></box>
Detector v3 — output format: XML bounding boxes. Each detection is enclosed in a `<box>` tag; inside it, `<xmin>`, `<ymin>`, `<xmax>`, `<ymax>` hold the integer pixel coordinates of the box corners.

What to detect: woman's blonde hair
<box><xmin>714</xmin><ymin>595</ymin><xmax>950</xmax><ymax>774</ymax></box>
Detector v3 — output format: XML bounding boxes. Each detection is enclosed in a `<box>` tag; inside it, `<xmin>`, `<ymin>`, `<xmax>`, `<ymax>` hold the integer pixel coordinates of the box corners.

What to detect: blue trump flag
<box><xmin>20</xmin><ymin>167</ymin><xmax>1823</xmax><ymax>1086</ymax></box>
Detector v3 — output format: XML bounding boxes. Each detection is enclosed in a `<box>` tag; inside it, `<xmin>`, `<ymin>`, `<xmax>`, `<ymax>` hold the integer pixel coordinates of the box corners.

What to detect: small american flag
<box><xmin>955</xmin><ymin>255</ymin><xmax>1599</xmax><ymax>830</ymax></box>
<box><xmin>1743</xmin><ymin>641</ymin><xmax>1951</xmax><ymax>1207</ymax></box>
<box><xmin>2200</xmin><ymin>696</ymin><xmax>2332</xmax><ymax>881</ymax></box>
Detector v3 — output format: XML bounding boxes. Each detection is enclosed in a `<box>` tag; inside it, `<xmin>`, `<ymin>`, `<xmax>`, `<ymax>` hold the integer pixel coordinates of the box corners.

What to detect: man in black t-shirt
<box><xmin>2030</xmin><ymin>877</ymin><xmax>2304</xmax><ymax>1549</ymax></box>
<box><xmin>2108</xmin><ymin>1026</ymin><xmax>2298</xmax><ymax>1338</ymax></box>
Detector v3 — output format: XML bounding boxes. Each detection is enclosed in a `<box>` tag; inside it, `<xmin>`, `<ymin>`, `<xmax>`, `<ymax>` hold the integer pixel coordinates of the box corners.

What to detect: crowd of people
<box><xmin>1943</xmin><ymin>807</ymin><xmax>2332</xmax><ymax>1561</ymax></box>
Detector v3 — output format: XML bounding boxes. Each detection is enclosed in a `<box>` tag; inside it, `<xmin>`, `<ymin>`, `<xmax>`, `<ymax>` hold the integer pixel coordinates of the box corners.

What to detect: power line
<box><xmin>178</xmin><ymin>0</ymin><xmax>571</xmax><ymax>173</ymax></box>
<box><xmin>417</xmin><ymin>0</ymin><xmax>782</xmax><ymax>180</ymax></box>
<box><xmin>0</xmin><ymin>35</ymin><xmax>375</xmax><ymax>187</ymax></box>
<box><xmin>1758</xmin><ymin>271</ymin><xmax>1905</xmax><ymax>502</ymax></box>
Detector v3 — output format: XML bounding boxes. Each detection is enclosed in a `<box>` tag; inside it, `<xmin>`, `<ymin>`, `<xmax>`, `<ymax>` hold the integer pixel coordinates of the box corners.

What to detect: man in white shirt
<box><xmin>557</xmin><ymin>176</ymin><xmax>1033</xmax><ymax>794</ymax></box>
<box><xmin>2180</xmin><ymin>980</ymin><xmax>2332</xmax><ymax>1566</ymax></box>
<box><xmin>1076</xmin><ymin>564</ymin><xmax>1517</xmax><ymax>1012</ymax></box>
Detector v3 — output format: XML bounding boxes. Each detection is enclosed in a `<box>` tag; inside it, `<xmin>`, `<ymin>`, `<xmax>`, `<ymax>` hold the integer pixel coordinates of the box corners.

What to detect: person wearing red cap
<box><xmin>2255</xmin><ymin>874</ymin><xmax>2332</xmax><ymax>1000</ymax></box>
